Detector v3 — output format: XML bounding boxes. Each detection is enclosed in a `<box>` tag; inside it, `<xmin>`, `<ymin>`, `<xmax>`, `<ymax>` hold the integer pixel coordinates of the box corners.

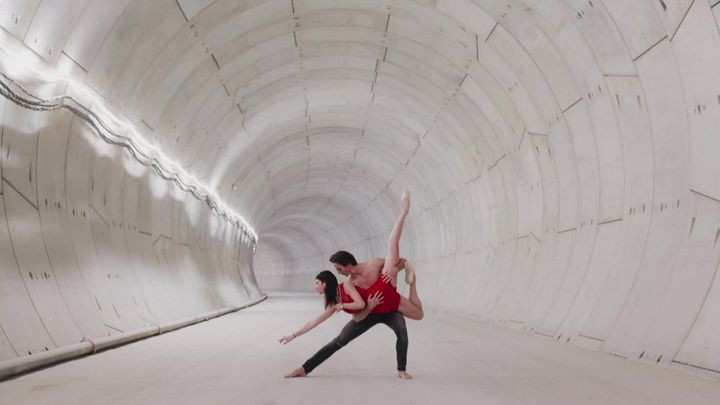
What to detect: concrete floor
<box><xmin>1</xmin><ymin>292</ymin><xmax>719</xmax><ymax>405</ymax></box>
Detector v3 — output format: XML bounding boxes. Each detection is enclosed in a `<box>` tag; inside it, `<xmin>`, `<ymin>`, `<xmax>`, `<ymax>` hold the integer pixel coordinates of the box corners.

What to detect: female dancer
<box><xmin>280</xmin><ymin>191</ymin><xmax>423</xmax><ymax>379</ymax></box>
<box><xmin>277</xmin><ymin>270</ymin><xmax>366</xmax><ymax>343</ymax></box>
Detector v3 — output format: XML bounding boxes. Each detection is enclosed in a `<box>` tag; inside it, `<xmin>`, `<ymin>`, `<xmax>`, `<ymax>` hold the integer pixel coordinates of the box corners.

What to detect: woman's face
<box><xmin>314</xmin><ymin>279</ymin><xmax>326</xmax><ymax>295</ymax></box>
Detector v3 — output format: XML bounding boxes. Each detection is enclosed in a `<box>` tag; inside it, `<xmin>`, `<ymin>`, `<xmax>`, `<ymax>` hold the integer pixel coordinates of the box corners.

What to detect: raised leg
<box><xmin>398</xmin><ymin>296</ymin><xmax>424</xmax><ymax>320</ymax></box>
<box><xmin>397</xmin><ymin>267</ymin><xmax>423</xmax><ymax>320</ymax></box>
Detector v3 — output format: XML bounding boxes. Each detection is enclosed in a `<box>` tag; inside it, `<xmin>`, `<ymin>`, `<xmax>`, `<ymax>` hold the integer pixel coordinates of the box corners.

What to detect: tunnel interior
<box><xmin>1</xmin><ymin>0</ymin><xmax>720</xmax><ymax>384</ymax></box>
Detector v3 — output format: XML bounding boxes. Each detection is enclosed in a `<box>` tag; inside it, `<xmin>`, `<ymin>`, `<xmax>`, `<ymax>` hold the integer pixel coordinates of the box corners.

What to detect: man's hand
<box><xmin>382</xmin><ymin>265</ymin><xmax>401</xmax><ymax>283</ymax></box>
<box><xmin>367</xmin><ymin>291</ymin><xmax>384</xmax><ymax>310</ymax></box>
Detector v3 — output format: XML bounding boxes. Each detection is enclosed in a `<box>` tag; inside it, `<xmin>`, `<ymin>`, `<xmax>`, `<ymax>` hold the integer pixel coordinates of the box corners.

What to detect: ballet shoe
<box><xmin>404</xmin><ymin>260</ymin><xmax>416</xmax><ymax>285</ymax></box>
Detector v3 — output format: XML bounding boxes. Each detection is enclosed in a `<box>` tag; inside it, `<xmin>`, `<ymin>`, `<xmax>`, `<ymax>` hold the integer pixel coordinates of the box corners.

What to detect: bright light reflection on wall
<box><xmin>0</xmin><ymin>41</ymin><xmax>258</xmax><ymax>242</ymax></box>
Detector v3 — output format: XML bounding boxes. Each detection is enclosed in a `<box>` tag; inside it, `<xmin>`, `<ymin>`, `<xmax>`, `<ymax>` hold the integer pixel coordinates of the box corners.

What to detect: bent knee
<box><xmin>407</xmin><ymin>310</ymin><xmax>424</xmax><ymax>321</ymax></box>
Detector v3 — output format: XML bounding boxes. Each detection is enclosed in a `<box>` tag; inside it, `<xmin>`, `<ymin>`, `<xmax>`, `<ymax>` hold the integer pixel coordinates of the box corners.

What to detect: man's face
<box><xmin>333</xmin><ymin>263</ymin><xmax>350</xmax><ymax>276</ymax></box>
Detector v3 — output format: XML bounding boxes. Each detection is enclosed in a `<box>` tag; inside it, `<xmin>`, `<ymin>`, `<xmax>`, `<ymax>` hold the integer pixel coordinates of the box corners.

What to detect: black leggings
<box><xmin>302</xmin><ymin>311</ymin><xmax>408</xmax><ymax>374</ymax></box>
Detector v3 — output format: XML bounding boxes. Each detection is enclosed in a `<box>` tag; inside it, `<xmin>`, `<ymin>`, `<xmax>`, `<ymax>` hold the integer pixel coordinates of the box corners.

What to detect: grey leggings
<box><xmin>301</xmin><ymin>311</ymin><xmax>408</xmax><ymax>374</ymax></box>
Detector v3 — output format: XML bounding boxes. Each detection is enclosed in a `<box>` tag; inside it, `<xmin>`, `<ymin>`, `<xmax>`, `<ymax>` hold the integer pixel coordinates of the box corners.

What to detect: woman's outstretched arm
<box><xmin>381</xmin><ymin>190</ymin><xmax>410</xmax><ymax>279</ymax></box>
<box><xmin>279</xmin><ymin>306</ymin><xmax>335</xmax><ymax>344</ymax></box>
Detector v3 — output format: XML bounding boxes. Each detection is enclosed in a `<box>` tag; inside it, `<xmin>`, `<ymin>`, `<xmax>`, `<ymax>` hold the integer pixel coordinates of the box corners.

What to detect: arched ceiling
<box><xmin>90</xmin><ymin>0</ymin><xmax>495</xmax><ymax>265</ymax></box>
<box><xmin>5</xmin><ymin>0</ymin><xmax>720</xmax><ymax>280</ymax></box>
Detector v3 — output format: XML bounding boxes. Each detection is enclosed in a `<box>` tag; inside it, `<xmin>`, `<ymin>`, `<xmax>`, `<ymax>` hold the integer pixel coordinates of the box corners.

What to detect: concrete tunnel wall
<box><xmin>0</xmin><ymin>75</ymin><xmax>263</xmax><ymax>370</ymax></box>
<box><xmin>1</xmin><ymin>0</ymin><xmax>720</xmax><ymax>380</ymax></box>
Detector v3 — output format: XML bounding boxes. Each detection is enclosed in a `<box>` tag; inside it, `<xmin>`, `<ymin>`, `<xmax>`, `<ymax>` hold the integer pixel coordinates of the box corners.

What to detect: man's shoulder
<box><xmin>367</xmin><ymin>258</ymin><xmax>385</xmax><ymax>268</ymax></box>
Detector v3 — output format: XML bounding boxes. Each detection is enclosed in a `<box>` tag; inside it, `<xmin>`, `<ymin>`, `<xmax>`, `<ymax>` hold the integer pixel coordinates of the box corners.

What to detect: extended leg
<box><xmin>287</xmin><ymin>315</ymin><xmax>380</xmax><ymax>377</ymax></box>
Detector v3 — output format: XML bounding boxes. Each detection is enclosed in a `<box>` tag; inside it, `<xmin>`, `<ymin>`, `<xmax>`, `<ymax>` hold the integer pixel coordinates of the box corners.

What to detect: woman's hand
<box><xmin>334</xmin><ymin>303</ymin><xmax>344</xmax><ymax>313</ymax></box>
<box><xmin>278</xmin><ymin>334</ymin><xmax>295</xmax><ymax>344</ymax></box>
<box><xmin>367</xmin><ymin>291</ymin><xmax>384</xmax><ymax>310</ymax></box>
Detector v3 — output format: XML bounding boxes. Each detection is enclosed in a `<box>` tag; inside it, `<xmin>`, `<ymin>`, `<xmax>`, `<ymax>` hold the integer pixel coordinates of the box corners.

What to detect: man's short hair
<box><xmin>329</xmin><ymin>250</ymin><xmax>357</xmax><ymax>266</ymax></box>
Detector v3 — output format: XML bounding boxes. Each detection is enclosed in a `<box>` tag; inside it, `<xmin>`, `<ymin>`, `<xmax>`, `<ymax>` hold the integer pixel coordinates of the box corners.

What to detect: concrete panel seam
<box><xmin>487</xmin><ymin>153</ymin><xmax>506</xmax><ymax>171</ymax></box>
<box><xmin>89</xmin><ymin>203</ymin><xmax>109</xmax><ymax>227</ymax></box>
<box><xmin>670</xmin><ymin>257</ymin><xmax>720</xmax><ymax>363</ymax></box>
<box><xmin>670</xmin><ymin>359</ymin><xmax>720</xmax><ymax>375</ymax></box>
<box><xmin>0</xmin><ymin>182</ymin><xmax>57</xmax><ymax>348</ymax></box>
<box><xmin>105</xmin><ymin>323</ymin><xmax>123</xmax><ymax>334</ymax></box>
<box><xmin>485</xmin><ymin>21</ymin><xmax>498</xmax><ymax>42</ymax></box>
<box><xmin>562</xmin><ymin>97</ymin><xmax>583</xmax><ymax>113</ymax></box>
<box><xmin>0</xmin><ymin>324</ymin><xmax>18</xmax><ymax>357</ymax></box>
<box><xmin>669</xmin><ymin>0</ymin><xmax>697</xmax><ymax>42</ymax></box>
<box><xmin>59</xmin><ymin>50</ymin><xmax>88</xmax><ymax>73</ymax></box>
<box><xmin>174</xmin><ymin>0</ymin><xmax>189</xmax><ymax>22</ymax></box>
<box><xmin>1</xmin><ymin>178</ymin><xmax>38</xmax><ymax>210</ymax></box>
<box><xmin>633</xmin><ymin>35</ymin><xmax>668</xmax><ymax>62</ymax></box>
<box><xmin>690</xmin><ymin>188</ymin><xmax>720</xmax><ymax>204</ymax></box>
<box><xmin>21</xmin><ymin>2</ymin><xmax>42</xmax><ymax>41</ymax></box>
<box><xmin>598</xmin><ymin>217</ymin><xmax>623</xmax><ymax>225</ymax></box>
<box><xmin>578</xmin><ymin>333</ymin><xmax>604</xmax><ymax>342</ymax></box>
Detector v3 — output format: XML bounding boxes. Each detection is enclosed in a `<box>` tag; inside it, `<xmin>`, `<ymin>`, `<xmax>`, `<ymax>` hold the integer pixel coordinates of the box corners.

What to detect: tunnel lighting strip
<box><xmin>0</xmin><ymin>51</ymin><xmax>257</xmax><ymax>243</ymax></box>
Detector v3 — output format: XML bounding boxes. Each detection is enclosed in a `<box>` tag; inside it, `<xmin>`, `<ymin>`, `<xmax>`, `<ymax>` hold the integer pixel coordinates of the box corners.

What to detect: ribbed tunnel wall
<box><xmin>0</xmin><ymin>83</ymin><xmax>263</xmax><ymax>364</ymax></box>
<box><xmin>2</xmin><ymin>0</ymin><xmax>720</xmax><ymax>379</ymax></box>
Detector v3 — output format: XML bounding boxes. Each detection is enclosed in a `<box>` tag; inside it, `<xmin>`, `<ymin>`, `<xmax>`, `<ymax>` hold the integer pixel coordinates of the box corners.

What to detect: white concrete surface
<box><xmin>2</xmin><ymin>292</ymin><xmax>720</xmax><ymax>405</ymax></box>
<box><xmin>1</xmin><ymin>0</ymin><xmax>720</xmax><ymax>388</ymax></box>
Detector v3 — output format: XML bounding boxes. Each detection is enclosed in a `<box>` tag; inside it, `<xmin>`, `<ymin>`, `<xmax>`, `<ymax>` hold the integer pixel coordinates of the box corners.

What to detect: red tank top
<box><xmin>355</xmin><ymin>276</ymin><xmax>401</xmax><ymax>314</ymax></box>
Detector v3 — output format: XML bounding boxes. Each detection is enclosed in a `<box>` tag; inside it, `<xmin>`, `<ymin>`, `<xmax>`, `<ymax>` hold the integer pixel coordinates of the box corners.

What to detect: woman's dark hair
<box><xmin>316</xmin><ymin>270</ymin><xmax>339</xmax><ymax>308</ymax></box>
<box><xmin>329</xmin><ymin>250</ymin><xmax>357</xmax><ymax>266</ymax></box>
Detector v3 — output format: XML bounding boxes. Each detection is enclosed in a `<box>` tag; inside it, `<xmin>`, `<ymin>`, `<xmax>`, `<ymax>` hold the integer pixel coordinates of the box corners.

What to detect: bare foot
<box><xmin>284</xmin><ymin>367</ymin><xmax>307</xmax><ymax>378</ymax></box>
<box><xmin>398</xmin><ymin>371</ymin><xmax>414</xmax><ymax>379</ymax></box>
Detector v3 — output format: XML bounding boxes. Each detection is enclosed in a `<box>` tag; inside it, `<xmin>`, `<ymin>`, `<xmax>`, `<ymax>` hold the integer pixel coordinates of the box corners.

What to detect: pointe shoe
<box><xmin>404</xmin><ymin>260</ymin><xmax>416</xmax><ymax>285</ymax></box>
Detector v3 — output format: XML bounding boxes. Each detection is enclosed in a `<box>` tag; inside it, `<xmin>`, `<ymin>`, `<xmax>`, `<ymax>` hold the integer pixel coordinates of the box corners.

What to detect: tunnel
<box><xmin>1</xmin><ymin>0</ymin><xmax>720</xmax><ymax>403</ymax></box>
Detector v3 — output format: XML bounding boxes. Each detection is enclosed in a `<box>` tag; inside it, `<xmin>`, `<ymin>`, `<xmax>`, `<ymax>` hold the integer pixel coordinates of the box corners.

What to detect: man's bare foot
<box><xmin>398</xmin><ymin>371</ymin><xmax>414</xmax><ymax>379</ymax></box>
<box><xmin>284</xmin><ymin>367</ymin><xmax>307</xmax><ymax>378</ymax></box>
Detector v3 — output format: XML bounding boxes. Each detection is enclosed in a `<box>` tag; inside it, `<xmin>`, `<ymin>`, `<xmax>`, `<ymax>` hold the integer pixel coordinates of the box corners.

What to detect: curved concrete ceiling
<box><xmin>2</xmin><ymin>0</ymin><xmax>720</xmax><ymax>380</ymax></box>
